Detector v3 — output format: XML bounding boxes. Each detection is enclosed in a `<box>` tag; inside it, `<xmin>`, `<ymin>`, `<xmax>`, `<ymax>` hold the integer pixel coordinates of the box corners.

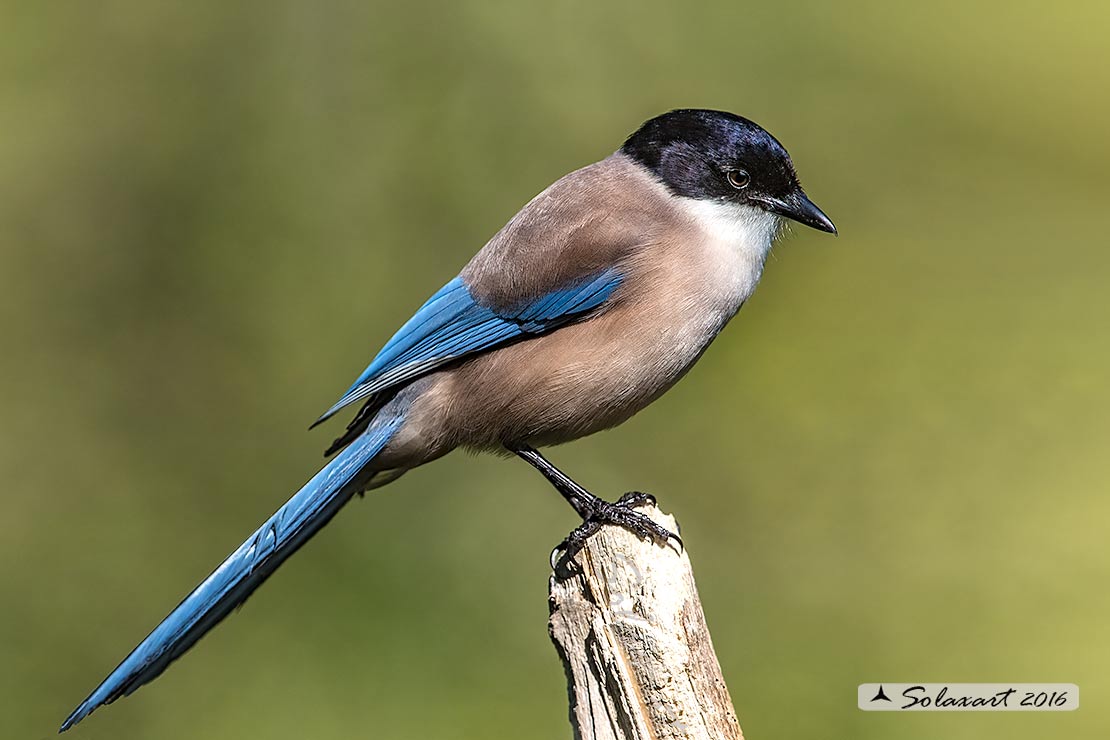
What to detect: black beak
<box><xmin>759</xmin><ymin>191</ymin><xmax>837</xmax><ymax>235</ymax></box>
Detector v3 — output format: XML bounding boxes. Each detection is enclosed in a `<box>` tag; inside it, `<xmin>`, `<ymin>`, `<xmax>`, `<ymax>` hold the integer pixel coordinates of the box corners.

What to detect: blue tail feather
<box><xmin>60</xmin><ymin>416</ymin><xmax>403</xmax><ymax>733</ymax></box>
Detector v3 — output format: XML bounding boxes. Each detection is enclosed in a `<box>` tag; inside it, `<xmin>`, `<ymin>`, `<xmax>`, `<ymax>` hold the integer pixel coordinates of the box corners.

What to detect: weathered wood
<box><xmin>548</xmin><ymin>504</ymin><xmax>743</xmax><ymax>740</ymax></box>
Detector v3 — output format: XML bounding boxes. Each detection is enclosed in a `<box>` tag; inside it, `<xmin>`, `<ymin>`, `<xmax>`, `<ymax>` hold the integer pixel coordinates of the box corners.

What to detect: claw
<box><xmin>553</xmin><ymin>552</ymin><xmax>582</xmax><ymax>579</ymax></box>
<box><xmin>549</xmin><ymin>544</ymin><xmax>564</xmax><ymax>572</ymax></box>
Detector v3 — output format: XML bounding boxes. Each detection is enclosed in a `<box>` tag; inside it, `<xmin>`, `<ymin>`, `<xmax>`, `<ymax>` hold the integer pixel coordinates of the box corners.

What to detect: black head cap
<box><xmin>621</xmin><ymin>109</ymin><xmax>835</xmax><ymax>234</ymax></box>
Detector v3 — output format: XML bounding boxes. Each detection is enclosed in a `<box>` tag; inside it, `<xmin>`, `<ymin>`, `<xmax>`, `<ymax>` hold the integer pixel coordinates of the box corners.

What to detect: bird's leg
<box><xmin>509</xmin><ymin>444</ymin><xmax>682</xmax><ymax>576</ymax></box>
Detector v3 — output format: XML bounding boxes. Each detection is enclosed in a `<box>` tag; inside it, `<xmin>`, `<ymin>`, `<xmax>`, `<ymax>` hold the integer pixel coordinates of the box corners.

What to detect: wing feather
<box><xmin>313</xmin><ymin>267</ymin><xmax>622</xmax><ymax>427</ymax></box>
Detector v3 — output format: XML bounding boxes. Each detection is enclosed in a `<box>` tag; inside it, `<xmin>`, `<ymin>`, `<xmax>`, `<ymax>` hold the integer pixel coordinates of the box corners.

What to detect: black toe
<box><xmin>551</xmin><ymin>494</ymin><xmax>681</xmax><ymax>578</ymax></box>
<box><xmin>616</xmin><ymin>490</ymin><xmax>657</xmax><ymax>507</ymax></box>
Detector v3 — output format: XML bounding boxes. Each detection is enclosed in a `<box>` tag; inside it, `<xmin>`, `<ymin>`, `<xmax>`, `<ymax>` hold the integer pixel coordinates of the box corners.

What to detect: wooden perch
<box><xmin>548</xmin><ymin>504</ymin><xmax>743</xmax><ymax>740</ymax></box>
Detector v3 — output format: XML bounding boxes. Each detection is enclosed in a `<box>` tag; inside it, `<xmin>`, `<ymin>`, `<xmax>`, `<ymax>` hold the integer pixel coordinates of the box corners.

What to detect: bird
<box><xmin>60</xmin><ymin>108</ymin><xmax>835</xmax><ymax>732</ymax></box>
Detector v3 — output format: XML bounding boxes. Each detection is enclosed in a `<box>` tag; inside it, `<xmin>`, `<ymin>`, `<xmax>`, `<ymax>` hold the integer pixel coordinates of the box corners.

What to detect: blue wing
<box><xmin>313</xmin><ymin>267</ymin><xmax>623</xmax><ymax>426</ymax></box>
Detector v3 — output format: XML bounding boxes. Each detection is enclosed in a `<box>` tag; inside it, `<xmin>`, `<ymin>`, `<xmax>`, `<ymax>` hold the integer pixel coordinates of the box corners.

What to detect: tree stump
<box><xmin>548</xmin><ymin>503</ymin><xmax>743</xmax><ymax>740</ymax></box>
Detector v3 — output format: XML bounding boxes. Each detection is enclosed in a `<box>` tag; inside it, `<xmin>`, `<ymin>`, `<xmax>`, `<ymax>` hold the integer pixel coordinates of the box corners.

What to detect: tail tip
<box><xmin>308</xmin><ymin>409</ymin><xmax>335</xmax><ymax>430</ymax></box>
<box><xmin>59</xmin><ymin>708</ymin><xmax>84</xmax><ymax>734</ymax></box>
<box><xmin>60</xmin><ymin>693</ymin><xmax>103</xmax><ymax>733</ymax></box>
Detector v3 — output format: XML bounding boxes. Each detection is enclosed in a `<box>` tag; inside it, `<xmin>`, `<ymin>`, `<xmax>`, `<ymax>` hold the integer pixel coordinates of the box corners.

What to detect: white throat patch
<box><xmin>674</xmin><ymin>197</ymin><xmax>783</xmax><ymax>319</ymax></box>
<box><xmin>679</xmin><ymin>198</ymin><xmax>781</xmax><ymax>260</ymax></box>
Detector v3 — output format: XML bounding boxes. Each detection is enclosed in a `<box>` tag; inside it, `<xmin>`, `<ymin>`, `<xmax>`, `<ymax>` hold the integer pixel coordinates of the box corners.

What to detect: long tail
<box><xmin>60</xmin><ymin>416</ymin><xmax>404</xmax><ymax>733</ymax></box>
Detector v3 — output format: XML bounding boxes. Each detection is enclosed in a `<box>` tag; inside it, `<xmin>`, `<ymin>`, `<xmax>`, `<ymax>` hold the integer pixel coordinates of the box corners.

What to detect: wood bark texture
<box><xmin>548</xmin><ymin>504</ymin><xmax>743</xmax><ymax>740</ymax></box>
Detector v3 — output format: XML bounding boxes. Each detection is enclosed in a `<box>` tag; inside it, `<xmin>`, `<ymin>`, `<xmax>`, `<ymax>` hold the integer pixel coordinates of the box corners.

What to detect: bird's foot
<box><xmin>551</xmin><ymin>491</ymin><xmax>683</xmax><ymax>578</ymax></box>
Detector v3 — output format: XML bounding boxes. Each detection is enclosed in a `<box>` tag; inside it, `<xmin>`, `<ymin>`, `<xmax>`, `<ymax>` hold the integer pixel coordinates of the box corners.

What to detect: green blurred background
<box><xmin>3</xmin><ymin>1</ymin><xmax>1108</xmax><ymax>738</ymax></box>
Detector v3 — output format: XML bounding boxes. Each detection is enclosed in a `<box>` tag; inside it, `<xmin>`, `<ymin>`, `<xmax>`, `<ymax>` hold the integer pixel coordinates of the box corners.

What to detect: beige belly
<box><xmin>422</xmin><ymin>288</ymin><xmax>736</xmax><ymax>450</ymax></box>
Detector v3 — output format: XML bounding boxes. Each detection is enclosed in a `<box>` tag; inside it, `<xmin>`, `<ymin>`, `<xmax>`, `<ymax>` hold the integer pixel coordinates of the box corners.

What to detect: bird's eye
<box><xmin>726</xmin><ymin>169</ymin><xmax>750</xmax><ymax>189</ymax></box>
